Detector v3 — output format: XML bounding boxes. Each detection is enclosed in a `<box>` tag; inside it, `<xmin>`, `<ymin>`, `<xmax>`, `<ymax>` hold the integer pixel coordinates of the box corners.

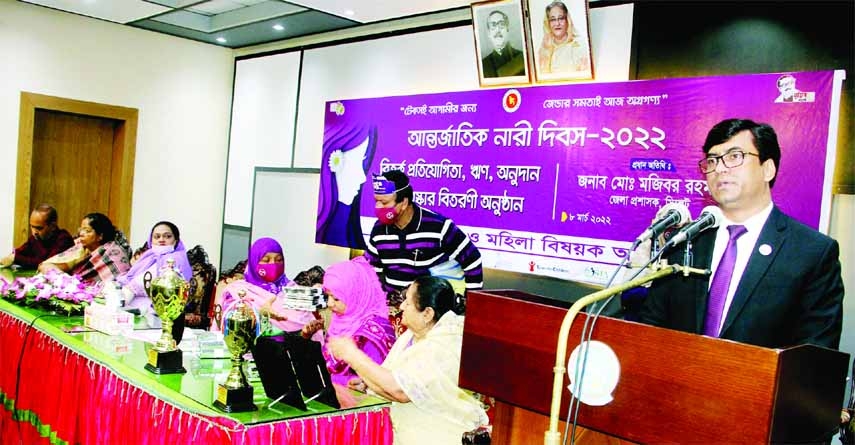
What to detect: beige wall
<box><xmin>0</xmin><ymin>0</ymin><xmax>234</xmax><ymax>267</ymax></box>
<box><xmin>831</xmin><ymin>194</ymin><xmax>855</xmax><ymax>358</ymax></box>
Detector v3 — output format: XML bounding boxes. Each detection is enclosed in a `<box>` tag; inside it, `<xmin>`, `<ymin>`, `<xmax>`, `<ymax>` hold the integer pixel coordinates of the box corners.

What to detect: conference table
<box><xmin>0</xmin><ymin>273</ymin><xmax>391</xmax><ymax>445</ymax></box>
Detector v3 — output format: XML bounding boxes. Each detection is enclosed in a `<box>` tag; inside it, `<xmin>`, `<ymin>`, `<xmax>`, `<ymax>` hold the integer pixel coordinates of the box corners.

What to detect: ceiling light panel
<box><xmin>188</xmin><ymin>0</ymin><xmax>260</xmax><ymax>16</ymax></box>
<box><xmin>286</xmin><ymin>0</ymin><xmax>472</xmax><ymax>23</ymax></box>
<box><xmin>152</xmin><ymin>1</ymin><xmax>305</xmax><ymax>32</ymax></box>
<box><xmin>20</xmin><ymin>0</ymin><xmax>170</xmax><ymax>23</ymax></box>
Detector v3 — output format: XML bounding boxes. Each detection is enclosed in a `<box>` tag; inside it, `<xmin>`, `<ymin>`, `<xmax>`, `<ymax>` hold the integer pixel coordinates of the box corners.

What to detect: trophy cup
<box><xmin>213</xmin><ymin>291</ymin><xmax>259</xmax><ymax>412</ymax></box>
<box><xmin>143</xmin><ymin>258</ymin><xmax>189</xmax><ymax>374</ymax></box>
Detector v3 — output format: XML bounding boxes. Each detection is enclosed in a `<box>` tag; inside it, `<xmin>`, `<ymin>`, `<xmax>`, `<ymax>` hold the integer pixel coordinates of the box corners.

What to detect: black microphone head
<box><xmin>698</xmin><ymin>205</ymin><xmax>723</xmax><ymax>229</ymax></box>
<box><xmin>635</xmin><ymin>202</ymin><xmax>692</xmax><ymax>246</ymax></box>
<box><xmin>662</xmin><ymin>205</ymin><xmax>723</xmax><ymax>249</ymax></box>
<box><xmin>656</xmin><ymin>202</ymin><xmax>691</xmax><ymax>226</ymax></box>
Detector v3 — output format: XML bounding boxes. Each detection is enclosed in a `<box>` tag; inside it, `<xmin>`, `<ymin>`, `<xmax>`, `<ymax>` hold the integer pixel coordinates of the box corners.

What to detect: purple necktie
<box><xmin>703</xmin><ymin>224</ymin><xmax>747</xmax><ymax>337</ymax></box>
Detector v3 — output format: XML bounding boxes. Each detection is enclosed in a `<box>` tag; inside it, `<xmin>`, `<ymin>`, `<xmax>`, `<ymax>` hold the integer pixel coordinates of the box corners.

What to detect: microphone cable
<box><xmin>563</xmin><ymin>249</ymin><xmax>635</xmax><ymax>445</ymax></box>
<box><xmin>567</xmin><ymin>233</ymin><xmax>691</xmax><ymax>444</ymax></box>
<box><xmin>14</xmin><ymin>312</ymin><xmax>58</xmax><ymax>445</ymax></box>
<box><xmin>563</xmin><ymin>242</ymin><xmax>675</xmax><ymax>445</ymax></box>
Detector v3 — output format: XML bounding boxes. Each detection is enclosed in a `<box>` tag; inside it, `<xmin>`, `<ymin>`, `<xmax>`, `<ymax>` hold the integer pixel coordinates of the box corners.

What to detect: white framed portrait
<box><xmin>471</xmin><ymin>0</ymin><xmax>531</xmax><ymax>87</ymax></box>
<box><xmin>527</xmin><ymin>0</ymin><xmax>594</xmax><ymax>82</ymax></box>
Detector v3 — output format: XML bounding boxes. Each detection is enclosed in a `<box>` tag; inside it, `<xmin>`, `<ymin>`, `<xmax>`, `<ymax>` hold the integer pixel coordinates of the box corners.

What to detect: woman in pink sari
<box><xmin>314</xmin><ymin>256</ymin><xmax>396</xmax><ymax>386</ymax></box>
<box><xmin>216</xmin><ymin>237</ymin><xmax>316</xmax><ymax>334</ymax></box>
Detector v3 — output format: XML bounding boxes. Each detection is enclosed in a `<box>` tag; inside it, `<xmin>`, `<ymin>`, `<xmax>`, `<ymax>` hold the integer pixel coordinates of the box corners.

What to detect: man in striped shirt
<box><xmin>364</xmin><ymin>170</ymin><xmax>483</xmax><ymax>302</ymax></box>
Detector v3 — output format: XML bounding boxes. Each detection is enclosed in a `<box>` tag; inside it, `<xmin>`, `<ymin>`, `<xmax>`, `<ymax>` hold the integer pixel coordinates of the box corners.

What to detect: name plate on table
<box><xmin>84</xmin><ymin>303</ymin><xmax>134</xmax><ymax>336</ymax></box>
<box><xmin>79</xmin><ymin>331</ymin><xmax>133</xmax><ymax>356</ymax></box>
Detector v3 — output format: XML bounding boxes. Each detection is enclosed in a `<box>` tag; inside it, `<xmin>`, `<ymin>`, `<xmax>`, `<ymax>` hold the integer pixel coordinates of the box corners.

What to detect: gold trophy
<box><xmin>213</xmin><ymin>291</ymin><xmax>259</xmax><ymax>412</ymax></box>
<box><xmin>143</xmin><ymin>258</ymin><xmax>189</xmax><ymax>374</ymax></box>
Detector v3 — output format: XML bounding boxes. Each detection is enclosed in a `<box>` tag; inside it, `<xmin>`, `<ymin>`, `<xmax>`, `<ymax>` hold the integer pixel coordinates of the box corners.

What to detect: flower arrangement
<box><xmin>0</xmin><ymin>269</ymin><xmax>97</xmax><ymax>315</ymax></box>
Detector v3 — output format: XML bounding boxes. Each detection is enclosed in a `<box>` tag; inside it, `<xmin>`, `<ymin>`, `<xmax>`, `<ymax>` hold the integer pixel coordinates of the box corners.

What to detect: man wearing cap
<box><xmin>365</xmin><ymin>170</ymin><xmax>483</xmax><ymax>300</ymax></box>
<box><xmin>1</xmin><ymin>204</ymin><xmax>74</xmax><ymax>269</ymax></box>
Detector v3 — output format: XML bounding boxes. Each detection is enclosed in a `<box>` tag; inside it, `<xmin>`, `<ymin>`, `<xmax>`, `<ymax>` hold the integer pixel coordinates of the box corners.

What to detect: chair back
<box><xmin>185</xmin><ymin>245</ymin><xmax>216</xmax><ymax>329</ymax></box>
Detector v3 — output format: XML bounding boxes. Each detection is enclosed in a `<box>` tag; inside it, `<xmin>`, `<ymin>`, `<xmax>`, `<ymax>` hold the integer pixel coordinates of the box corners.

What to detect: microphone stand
<box><xmin>682</xmin><ymin>240</ymin><xmax>694</xmax><ymax>272</ymax></box>
<box><xmin>543</xmin><ymin>263</ymin><xmax>709</xmax><ymax>445</ymax></box>
<box><xmin>651</xmin><ymin>236</ymin><xmax>661</xmax><ymax>259</ymax></box>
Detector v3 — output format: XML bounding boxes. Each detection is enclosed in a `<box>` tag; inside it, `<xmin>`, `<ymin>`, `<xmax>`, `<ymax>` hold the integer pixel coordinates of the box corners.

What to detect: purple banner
<box><xmin>316</xmin><ymin>71</ymin><xmax>837</xmax><ymax>283</ymax></box>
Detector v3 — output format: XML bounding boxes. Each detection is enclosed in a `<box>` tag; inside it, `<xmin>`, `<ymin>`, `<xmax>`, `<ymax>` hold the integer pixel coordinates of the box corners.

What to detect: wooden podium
<box><xmin>460</xmin><ymin>290</ymin><xmax>849</xmax><ymax>444</ymax></box>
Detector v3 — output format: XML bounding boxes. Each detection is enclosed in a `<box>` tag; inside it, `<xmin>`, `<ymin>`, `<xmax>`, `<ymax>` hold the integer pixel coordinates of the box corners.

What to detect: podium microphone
<box><xmin>663</xmin><ymin>205</ymin><xmax>723</xmax><ymax>249</ymax></box>
<box><xmin>633</xmin><ymin>203</ymin><xmax>691</xmax><ymax>248</ymax></box>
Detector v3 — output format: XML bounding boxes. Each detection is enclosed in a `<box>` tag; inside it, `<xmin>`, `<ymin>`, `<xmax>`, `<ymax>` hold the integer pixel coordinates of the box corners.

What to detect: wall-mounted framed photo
<box><xmin>471</xmin><ymin>0</ymin><xmax>531</xmax><ymax>87</ymax></box>
<box><xmin>527</xmin><ymin>0</ymin><xmax>594</xmax><ymax>82</ymax></box>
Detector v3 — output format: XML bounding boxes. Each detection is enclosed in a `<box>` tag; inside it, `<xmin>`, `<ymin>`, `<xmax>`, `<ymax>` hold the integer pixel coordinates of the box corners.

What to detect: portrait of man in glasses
<box><xmin>640</xmin><ymin>118</ymin><xmax>844</xmax><ymax>351</ymax></box>
<box><xmin>774</xmin><ymin>74</ymin><xmax>800</xmax><ymax>103</ymax></box>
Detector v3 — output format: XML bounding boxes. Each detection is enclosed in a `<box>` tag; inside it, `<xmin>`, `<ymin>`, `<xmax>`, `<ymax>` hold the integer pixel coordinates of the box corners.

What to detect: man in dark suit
<box><xmin>639</xmin><ymin>119</ymin><xmax>844</xmax><ymax>349</ymax></box>
<box><xmin>481</xmin><ymin>10</ymin><xmax>525</xmax><ymax>78</ymax></box>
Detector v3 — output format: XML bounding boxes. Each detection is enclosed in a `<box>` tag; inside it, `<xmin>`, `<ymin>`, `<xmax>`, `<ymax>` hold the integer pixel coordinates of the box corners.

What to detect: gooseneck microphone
<box><xmin>663</xmin><ymin>205</ymin><xmax>723</xmax><ymax>249</ymax></box>
<box><xmin>633</xmin><ymin>203</ymin><xmax>691</xmax><ymax>248</ymax></box>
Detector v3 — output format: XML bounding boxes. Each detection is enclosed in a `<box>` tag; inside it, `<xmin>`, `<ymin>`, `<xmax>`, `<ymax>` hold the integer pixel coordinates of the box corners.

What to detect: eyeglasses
<box><xmin>487</xmin><ymin>20</ymin><xmax>508</xmax><ymax>30</ymax></box>
<box><xmin>548</xmin><ymin>15</ymin><xmax>566</xmax><ymax>23</ymax></box>
<box><xmin>698</xmin><ymin>150</ymin><xmax>760</xmax><ymax>174</ymax></box>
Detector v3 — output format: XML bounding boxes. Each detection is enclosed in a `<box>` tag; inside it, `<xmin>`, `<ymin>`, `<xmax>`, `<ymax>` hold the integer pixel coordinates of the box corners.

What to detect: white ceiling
<box><xmin>20</xmin><ymin>0</ymin><xmax>474</xmax><ymax>47</ymax></box>
<box><xmin>282</xmin><ymin>0</ymin><xmax>473</xmax><ymax>23</ymax></box>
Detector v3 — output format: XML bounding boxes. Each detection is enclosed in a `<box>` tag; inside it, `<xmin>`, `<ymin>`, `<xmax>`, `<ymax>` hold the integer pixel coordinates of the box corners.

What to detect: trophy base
<box><xmin>144</xmin><ymin>348</ymin><xmax>187</xmax><ymax>375</ymax></box>
<box><xmin>213</xmin><ymin>385</ymin><xmax>257</xmax><ymax>413</ymax></box>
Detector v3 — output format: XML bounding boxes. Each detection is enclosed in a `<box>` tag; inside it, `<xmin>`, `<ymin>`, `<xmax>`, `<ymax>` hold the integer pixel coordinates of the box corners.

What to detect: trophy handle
<box><xmin>214</xmin><ymin>304</ymin><xmax>223</xmax><ymax>328</ymax></box>
<box><xmin>143</xmin><ymin>271</ymin><xmax>153</xmax><ymax>296</ymax></box>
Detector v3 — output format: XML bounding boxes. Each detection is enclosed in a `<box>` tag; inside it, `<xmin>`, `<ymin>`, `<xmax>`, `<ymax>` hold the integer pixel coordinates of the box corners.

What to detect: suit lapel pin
<box><xmin>758</xmin><ymin>244</ymin><xmax>772</xmax><ymax>256</ymax></box>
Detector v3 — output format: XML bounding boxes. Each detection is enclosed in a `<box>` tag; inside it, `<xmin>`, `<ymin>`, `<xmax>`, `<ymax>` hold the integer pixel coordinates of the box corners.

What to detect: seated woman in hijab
<box><xmin>39</xmin><ymin>212</ymin><xmax>131</xmax><ymax>285</ymax></box>
<box><xmin>117</xmin><ymin>221</ymin><xmax>192</xmax><ymax>311</ymax></box>
<box><xmin>328</xmin><ymin>276</ymin><xmax>488</xmax><ymax>445</ymax></box>
<box><xmin>304</xmin><ymin>256</ymin><xmax>397</xmax><ymax>386</ymax></box>
<box><xmin>216</xmin><ymin>237</ymin><xmax>316</xmax><ymax>335</ymax></box>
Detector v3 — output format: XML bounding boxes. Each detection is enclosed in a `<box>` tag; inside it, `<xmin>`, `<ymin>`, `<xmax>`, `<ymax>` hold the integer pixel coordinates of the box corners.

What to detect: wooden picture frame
<box><xmin>527</xmin><ymin>0</ymin><xmax>594</xmax><ymax>82</ymax></box>
<box><xmin>471</xmin><ymin>0</ymin><xmax>531</xmax><ymax>87</ymax></box>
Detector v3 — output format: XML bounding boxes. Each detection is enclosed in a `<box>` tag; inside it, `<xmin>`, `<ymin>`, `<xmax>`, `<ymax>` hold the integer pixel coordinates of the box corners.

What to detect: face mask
<box><xmin>257</xmin><ymin>263</ymin><xmax>284</xmax><ymax>282</ymax></box>
<box><xmin>151</xmin><ymin>245</ymin><xmax>174</xmax><ymax>254</ymax></box>
<box><xmin>375</xmin><ymin>205</ymin><xmax>398</xmax><ymax>225</ymax></box>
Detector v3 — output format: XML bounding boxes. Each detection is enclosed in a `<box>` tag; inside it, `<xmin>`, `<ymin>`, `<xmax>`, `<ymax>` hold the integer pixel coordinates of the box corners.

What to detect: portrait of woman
<box><xmin>316</xmin><ymin>121</ymin><xmax>378</xmax><ymax>250</ymax></box>
<box><xmin>528</xmin><ymin>0</ymin><xmax>594</xmax><ymax>82</ymax></box>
